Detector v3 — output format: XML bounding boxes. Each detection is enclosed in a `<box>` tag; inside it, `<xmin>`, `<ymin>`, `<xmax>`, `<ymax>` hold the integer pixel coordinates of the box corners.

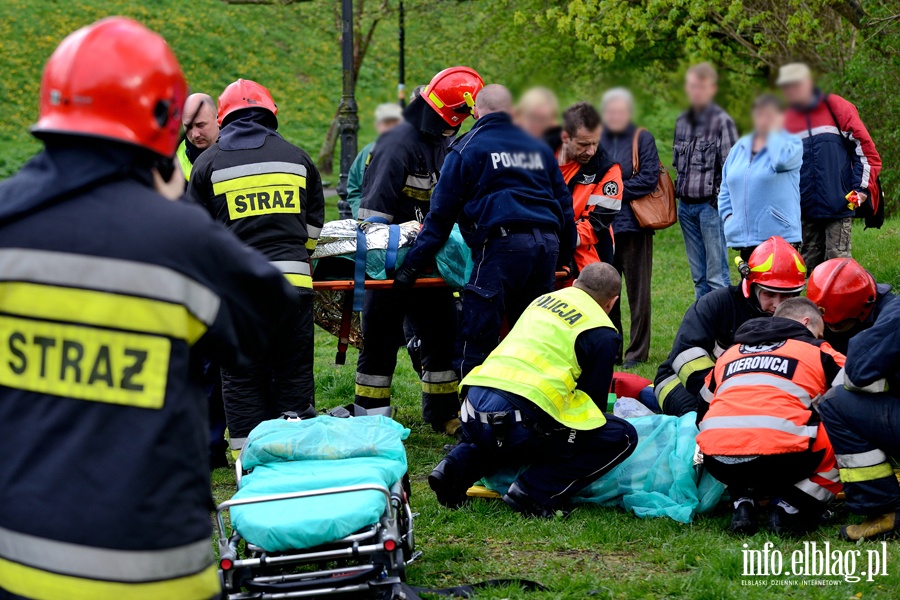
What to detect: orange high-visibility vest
<box><xmin>697</xmin><ymin>338</ymin><xmax>844</xmax><ymax>456</ymax></box>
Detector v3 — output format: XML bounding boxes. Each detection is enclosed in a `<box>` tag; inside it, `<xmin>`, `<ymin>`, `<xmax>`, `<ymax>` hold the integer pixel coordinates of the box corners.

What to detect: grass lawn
<box><xmin>212</xmin><ymin>214</ymin><xmax>900</xmax><ymax>599</ymax></box>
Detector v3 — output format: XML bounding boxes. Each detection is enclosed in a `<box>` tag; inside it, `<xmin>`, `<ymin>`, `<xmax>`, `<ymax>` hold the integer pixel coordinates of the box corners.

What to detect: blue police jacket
<box><xmin>405</xmin><ymin>111</ymin><xmax>577</xmax><ymax>272</ymax></box>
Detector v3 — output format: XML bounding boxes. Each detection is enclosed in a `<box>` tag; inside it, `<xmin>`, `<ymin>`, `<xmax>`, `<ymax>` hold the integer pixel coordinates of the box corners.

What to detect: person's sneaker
<box><xmin>623</xmin><ymin>360</ymin><xmax>644</xmax><ymax>370</ymax></box>
<box><xmin>730</xmin><ymin>499</ymin><xmax>757</xmax><ymax>535</ymax></box>
<box><xmin>767</xmin><ymin>503</ymin><xmax>817</xmax><ymax>536</ymax></box>
<box><xmin>840</xmin><ymin>512</ymin><xmax>900</xmax><ymax>541</ymax></box>
<box><xmin>428</xmin><ymin>458</ymin><xmax>469</xmax><ymax>509</ymax></box>
<box><xmin>502</xmin><ymin>481</ymin><xmax>571</xmax><ymax>518</ymax></box>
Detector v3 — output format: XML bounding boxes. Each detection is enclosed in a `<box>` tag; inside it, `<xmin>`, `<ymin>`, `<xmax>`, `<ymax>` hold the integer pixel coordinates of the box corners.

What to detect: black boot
<box><xmin>767</xmin><ymin>502</ymin><xmax>818</xmax><ymax>536</ymax></box>
<box><xmin>730</xmin><ymin>499</ymin><xmax>758</xmax><ymax>535</ymax></box>
<box><xmin>428</xmin><ymin>458</ymin><xmax>470</xmax><ymax>509</ymax></box>
<box><xmin>502</xmin><ymin>482</ymin><xmax>571</xmax><ymax>519</ymax></box>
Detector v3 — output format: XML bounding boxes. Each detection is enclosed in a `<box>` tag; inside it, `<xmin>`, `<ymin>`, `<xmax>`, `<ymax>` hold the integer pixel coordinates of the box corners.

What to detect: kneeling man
<box><xmin>429</xmin><ymin>263</ymin><xmax>638</xmax><ymax>516</ymax></box>
<box><xmin>698</xmin><ymin>298</ymin><xmax>844</xmax><ymax>535</ymax></box>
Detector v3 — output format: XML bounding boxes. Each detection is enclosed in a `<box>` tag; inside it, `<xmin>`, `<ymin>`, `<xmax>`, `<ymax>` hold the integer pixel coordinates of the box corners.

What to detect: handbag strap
<box><xmin>631</xmin><ymin>127</ymin><xmax>646</xmax><ymax>175</ymax></box>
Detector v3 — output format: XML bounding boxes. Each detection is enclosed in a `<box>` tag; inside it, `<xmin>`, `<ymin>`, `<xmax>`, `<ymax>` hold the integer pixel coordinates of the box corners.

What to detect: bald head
<box><xmin>574</xmin><ymin>263</ymin><xmax>621</xmax><ymax>312</ymax></box>
<box><xmin>182</xmin><ymin>93</ymin><xmax>218</xmax><ymax>150</ymax></box>
<box><xmin>474</xmin><ymin>84</ymin><xmax>513</xmax><ymax>119</ymax></box>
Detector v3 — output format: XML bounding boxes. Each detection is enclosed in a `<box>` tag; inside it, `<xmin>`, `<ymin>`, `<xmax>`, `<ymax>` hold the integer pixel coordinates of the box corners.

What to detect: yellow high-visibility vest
<box><xmin>462</xmin><ymin>286</ymin><xmax>615</xmax><ymax>430</ymax></box>
<box><xmin>176</xmin><ymin>140</ymin><xmax>192</xmax><ymax>181</ymax></box>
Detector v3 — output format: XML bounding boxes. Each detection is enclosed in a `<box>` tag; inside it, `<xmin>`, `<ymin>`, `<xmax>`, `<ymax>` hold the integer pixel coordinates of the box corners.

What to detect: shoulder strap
<box><xmin>631</xmin><ymin>127</ymin><xmax>646</xmax><ymax>173</ymax></box>
<box><xmin>822</xmin><ymin>94</ymin><xmax>845</xmax><ymax>139</ymax></box>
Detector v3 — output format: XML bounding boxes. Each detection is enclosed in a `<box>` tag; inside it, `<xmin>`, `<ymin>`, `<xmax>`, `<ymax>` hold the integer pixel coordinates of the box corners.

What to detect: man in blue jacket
<box><xmin>399</xmin><ymin>84</ymin><xmax>578</xmax><ymax>377</ymax></box>
<box><xmin>819</xmin><ymin>298</ymin><xmax>900</xmax><ymax>540</ymax></box>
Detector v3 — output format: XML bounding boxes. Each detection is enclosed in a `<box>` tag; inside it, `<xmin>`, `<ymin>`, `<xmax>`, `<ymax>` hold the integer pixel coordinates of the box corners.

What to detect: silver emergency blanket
<box><xmin>312</xmin><ymin>219</ymin><xmax>420</xmax><ymax>259</ymax></box>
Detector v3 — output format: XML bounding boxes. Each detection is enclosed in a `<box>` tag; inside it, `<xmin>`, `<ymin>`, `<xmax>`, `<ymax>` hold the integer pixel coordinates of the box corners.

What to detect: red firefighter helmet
<box><xmin>218</xmin><ymin>79</ymin><xmax>278</xmax><ymax>127</ymax></box>
<box><xmin>32</xmin><ymin>17</ymin><xmax>187</xmax><ymax>158</ymax></box>
<box><xmin>807</xmin><ymin>258</ymin><xmax>877</xmax><ymax>325</ymax></box>
<box><xmin>422</xmin><ymin>67</ymin><xmax>484</xmax><ymax>126</ymax></box>
<box><xmin>742</xmin><ymin>236</ymin><xmax>807</xmax><ymax>298</ymax></box>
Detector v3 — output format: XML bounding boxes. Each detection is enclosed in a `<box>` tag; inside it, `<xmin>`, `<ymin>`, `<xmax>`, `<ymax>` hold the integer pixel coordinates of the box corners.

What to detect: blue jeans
<box><xmin>678</xmin><ymin>201</ymin><xmax>730</xmax><ymax>300</ymax></box>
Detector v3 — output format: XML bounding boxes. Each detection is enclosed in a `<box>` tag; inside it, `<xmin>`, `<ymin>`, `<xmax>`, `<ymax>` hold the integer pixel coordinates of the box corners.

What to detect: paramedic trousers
<box><xmin>457</xmin><ymin>227</ymin><xmax>559</xmax><ymax>377</ymax></box>
<box><xmin>445</xmin><ymin>386</ymin><xmax>638</xmax><ymax>509</ymax></box>
<box><xmin>356</xmin><ymin>286</ymin><xmax>459</xmax><ymax>428</ymax></box>
<box><xmin>819</xmin><ymin>387</ymin><xmax>900</xmax><ymax>516</ymax></box>
<box><xmin>703</xmin><ymin>424</ymin><xmax>841</xmax><ymax>516</ymax></box>
<box><xmin>222</xmin><ymin>288</ymin><xmax>315</xmax><ymax>453</ymax></box>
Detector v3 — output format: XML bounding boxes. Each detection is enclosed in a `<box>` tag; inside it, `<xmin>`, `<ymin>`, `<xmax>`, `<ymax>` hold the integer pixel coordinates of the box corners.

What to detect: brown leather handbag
<box><xmin>629</xmin><ymin>127</ymin><xmax>677</xmax><ymax>230</ymax></box>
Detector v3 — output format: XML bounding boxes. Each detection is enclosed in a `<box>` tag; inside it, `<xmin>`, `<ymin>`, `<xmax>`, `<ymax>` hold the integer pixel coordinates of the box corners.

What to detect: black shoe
<box><xmin>730</xmin><ymin>500</ymin><xmax>757</xmax><ymax>535</ymax></box>
<box><xmin>623</xmin><ymin>360</ymin><xmax>643</xmax><ymax>370</ymax></box>
<box><xmin>767</xmin><ymin>504</ymin><xmax>817</xmax><ymax>536</ymax></box>
<box><xmin>428</xmin><ymin>458</ymin><xmax>469</xmax><ymax>509</ymax></box>
<box><xmin>502</xmin><ymin>482</ymin><xmax>571</xmax><ymax>518</ymax></box>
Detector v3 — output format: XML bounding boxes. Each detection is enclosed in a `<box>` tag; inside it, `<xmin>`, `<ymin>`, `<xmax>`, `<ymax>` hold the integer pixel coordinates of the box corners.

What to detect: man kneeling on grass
<box><xmin>697</xmin><ymin>298</ymin><xmax>845</xmax><ymax>535</ymax></box>
<box><xmin>429</xmin><ymin>263</ymin><xmax>638</xmax><ymax>517</ymax></box>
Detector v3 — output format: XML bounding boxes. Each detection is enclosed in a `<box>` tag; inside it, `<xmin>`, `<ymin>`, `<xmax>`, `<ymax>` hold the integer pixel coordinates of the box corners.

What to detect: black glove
<box><xmin>393</xmin><ymin>264</ymin><xmax>419</xmax><ymax>290</ymax></box>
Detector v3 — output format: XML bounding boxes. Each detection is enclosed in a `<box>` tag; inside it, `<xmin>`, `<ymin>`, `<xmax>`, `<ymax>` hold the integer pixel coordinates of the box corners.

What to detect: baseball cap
<box><xmin>375</xmin><ymin>103</ymin><xmax>403</xmax><ymax>123</ymax></box>
<box><xmin>776</xmin><ymin>63</ymin><xmax>812</xmax><ymax>86</ymax></box>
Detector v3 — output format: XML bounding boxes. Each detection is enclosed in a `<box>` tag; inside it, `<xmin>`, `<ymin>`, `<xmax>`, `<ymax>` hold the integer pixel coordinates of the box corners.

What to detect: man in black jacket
<box><xmin>355</xmin><ymin>67</ymin><xmax>484</xmax><ymax>435</ymax></box>
<box><xmin>599</xmin><ymin>87</ymin><xmax>661</xmax><ymax>368</ymax></box>
<box><xmin>655</xmin><ymin>237</ymin><xmax>806</xmax><ymax>416</ymax></box>
<box><xmin>187</xmin><ymin>79</ymin><xmax>325</xmax><ymax>457</ymax></box>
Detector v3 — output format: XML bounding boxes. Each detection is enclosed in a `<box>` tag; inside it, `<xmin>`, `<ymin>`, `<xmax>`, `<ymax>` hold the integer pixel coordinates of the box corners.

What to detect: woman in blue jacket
<box><xmin>719</xmin><ymin>94</ymin><xmax>803</xmax><ymax>260</ymax></box>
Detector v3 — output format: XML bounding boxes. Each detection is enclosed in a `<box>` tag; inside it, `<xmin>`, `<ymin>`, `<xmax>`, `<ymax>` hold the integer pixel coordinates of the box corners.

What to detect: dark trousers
<box><xmin>820</xmin><ymin>388</ymin><xmax>900</xmax><ymax>516</ymax></box>
<box><xmin>801</xmin><ymin>218</ymin><xmax>852</xmax><ymax>273</ymax></box>
<box><xmin>457</xmin><ymin>228</ymin><xmax>559</xmax><ymax>377</ymax></box>
<box><xmin>203</xmin><ymin>358</ymin><xmax>227</xmax><ymax>462</ymax></box>
<box><xmin>610</xmin><ymin>232</ymin><xmax>653</xmax><ymax>363</ymax></box>
<box><xmin>446</xmin><ymin>387</ymin><xmax>637</xmax><ymax>509</ymax></box>
<box><xmin>704</xmin><ymin>450</ymin><xmax>830</xmax><ymax>515</ymax></box>
<box><xmin>356</xmin><ymin>286</ymin><xmax>459</xmax><ymax>427</ymax></box>
<box><xmin>222</xmin><ymin>289</ymin><xmax>315</xmax><ymax>450</ymax></box>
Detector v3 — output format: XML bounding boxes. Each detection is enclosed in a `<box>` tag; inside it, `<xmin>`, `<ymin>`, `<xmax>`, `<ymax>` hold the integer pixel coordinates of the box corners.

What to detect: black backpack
<box><xmin>823</xmin><ymin>94</ymin><xmax>885</xmax><ymax>229</ymax></box>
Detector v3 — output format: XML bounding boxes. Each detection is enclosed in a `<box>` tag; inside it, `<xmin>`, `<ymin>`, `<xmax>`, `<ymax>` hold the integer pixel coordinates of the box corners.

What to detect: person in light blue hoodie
<box><xmin>719</xmin><ymin>94</ymin><xmax>803</xmax><ymax>260</ymax></box>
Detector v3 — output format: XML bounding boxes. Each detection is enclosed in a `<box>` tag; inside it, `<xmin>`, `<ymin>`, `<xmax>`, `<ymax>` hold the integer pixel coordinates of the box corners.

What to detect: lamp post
<box><xmin>336</xmin><ymin>0</ymin><xmax>358</xmax><ymax>220</ymax></box>
<box><xmin>398</xmin><ymin>0</ymin><xmax>405</xmax><ymax>107</ymax></box>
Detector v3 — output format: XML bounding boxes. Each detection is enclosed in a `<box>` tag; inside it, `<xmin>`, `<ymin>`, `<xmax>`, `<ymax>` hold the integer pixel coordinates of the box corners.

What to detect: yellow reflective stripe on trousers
<box><xmin>654</xmin><ymin>374</ymin><xmax>680</xmax><ymax>408</ymax></box>
<box><xmin>422</xmin><ymin>381</ymin><xmax>459</xmax><ymax>394</ymax></box>
<box><xmin>0</xmin><ymin>282</ymin><xmax>207</xmax><ymax>344</ymax></box>
<box><xmin>305</xmin><ymin>239</ymin><xmax>318</xmax><ymax>251</ymax></box>
<box><xmin>0</xmin><ymin>558</ymin><xmax>219</xmax><ymax>600</ymax></box>
<box><xmin>355</xmin><ymin>383</ymin><xmax>391</xmax><ymax>399</ymax></box>
<box><xmin>840</xmin><ymin>462</ymin><xmax>895</xmax><ymax>483</ymax></box>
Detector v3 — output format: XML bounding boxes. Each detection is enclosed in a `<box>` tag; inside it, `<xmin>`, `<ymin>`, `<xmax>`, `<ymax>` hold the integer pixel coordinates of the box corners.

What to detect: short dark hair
<box><xmin>563</xmin><ymin>101</ymin><xmax>601</xmax><ymax>136</ymax></box>
<box><xmin>753</xmin><ymin>93</ymin><xmax>784</xmax><ymax>111</ymax></box>
<box><xmin>773</xmin><ymin>297</ymin><xmax>823</xmax><ymax>327</ymax></box>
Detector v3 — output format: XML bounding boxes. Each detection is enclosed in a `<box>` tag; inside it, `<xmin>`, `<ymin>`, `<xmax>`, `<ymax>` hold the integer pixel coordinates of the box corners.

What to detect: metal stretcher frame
<box><xmin>312</xmin><ymin>271</ymin><xmax>571</xmax><ymax>364</ymax></box>
<box><xmin>215</xmin><ymin>481</ymin><xmax>415</xmax><ymax>599</ymax></box>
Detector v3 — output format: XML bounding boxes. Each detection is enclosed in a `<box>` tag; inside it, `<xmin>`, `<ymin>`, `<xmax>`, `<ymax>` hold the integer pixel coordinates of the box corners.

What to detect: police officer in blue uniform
<box><xmin>399</xmin><ymin>84</ymin><xmax>577</xmax><ymax>377</ymax></box>
<box><xmin>0</xmin><ymin>18</ymin><xmax>297</xmax><ymax>598</ymax></box>
<box><xmin>820</xmin><ymin>298</ymin><xmax>900</xmax><ymax>540</ymax></box>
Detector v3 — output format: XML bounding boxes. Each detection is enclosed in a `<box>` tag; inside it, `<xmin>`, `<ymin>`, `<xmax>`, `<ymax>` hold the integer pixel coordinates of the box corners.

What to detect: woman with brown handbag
<box><xmin>599</xmin><ymin>88</ymin><xmax>666</xmax><ymax>368</ymax></box>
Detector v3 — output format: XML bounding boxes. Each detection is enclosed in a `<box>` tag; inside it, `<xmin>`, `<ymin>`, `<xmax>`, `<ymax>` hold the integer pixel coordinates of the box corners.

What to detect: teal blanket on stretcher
<box><xmin>231</xmin><ymin>416</ymin><xmax>410</xmax><ymax>552</ymax></box>
<box><xmin>483</xmin><ymin>413</ymin><xmax>725</xmax><ymax>523</ymax></box>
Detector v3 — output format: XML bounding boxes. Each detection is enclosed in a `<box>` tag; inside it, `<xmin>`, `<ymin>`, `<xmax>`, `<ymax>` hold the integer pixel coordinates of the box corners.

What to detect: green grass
<box><xmin>212</xmin><ymin>219</ymin><xmax>900</xmax><ymax>599</ymax></box>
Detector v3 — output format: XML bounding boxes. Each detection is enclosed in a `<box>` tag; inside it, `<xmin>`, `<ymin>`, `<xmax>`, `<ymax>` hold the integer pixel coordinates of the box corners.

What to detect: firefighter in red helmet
<box><xmin>355</xmin><ymin>67</ymin><xmax>483</xmax><ymax>434</ymax></box>
<box><xmin>0</xmin><ymin>18</ymin><xmax>296</xmax><ymax>598</ymax></box>
<box><xmin>187</xmin><ymin>79</ymin><xmax>325</xmax><ymax>457</ymax></box>
<box><xmin>806</xmin><ymin>258</ymin><xmax>896</xmax><ymax>354</ymax></box>
<box><xmin>654</xmin><ymin>236</ymin><xmax>807</xmax><ymax>416</ymax></box>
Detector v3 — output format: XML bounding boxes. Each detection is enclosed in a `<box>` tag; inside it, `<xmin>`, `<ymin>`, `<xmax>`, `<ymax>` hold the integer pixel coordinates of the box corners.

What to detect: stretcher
<box><xmin>215</xmin><ymin>415</ymin><xmax>417</xmax><ymax>599</ymax></box>
<box><xmin>312</xmin><ymin>271</ymin><xmax>571</xmax><ymax>365</ymax></box>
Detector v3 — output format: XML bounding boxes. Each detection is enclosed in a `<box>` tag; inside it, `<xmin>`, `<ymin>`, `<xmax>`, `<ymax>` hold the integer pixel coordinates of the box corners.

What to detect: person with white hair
<box><xmin>599</xmin><ymin>87</ymin><xmax>661</xmax><ymax>368</ymax></box>
<box><xmin>346</xmin><ymin>102</ymin><xmax>405</xmax><ymax>218</ymax></box>
<box><xmin>513</xmin><ymin>86</ymin><xmax>560</xmax><ymax>140</ymax></box>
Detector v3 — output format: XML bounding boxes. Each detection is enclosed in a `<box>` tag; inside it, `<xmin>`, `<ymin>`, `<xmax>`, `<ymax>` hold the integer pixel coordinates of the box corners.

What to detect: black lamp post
<box><xmin>336</xmin><ymin>0</ymin><xmax>358</xmax><ymax>220</ymax></box>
